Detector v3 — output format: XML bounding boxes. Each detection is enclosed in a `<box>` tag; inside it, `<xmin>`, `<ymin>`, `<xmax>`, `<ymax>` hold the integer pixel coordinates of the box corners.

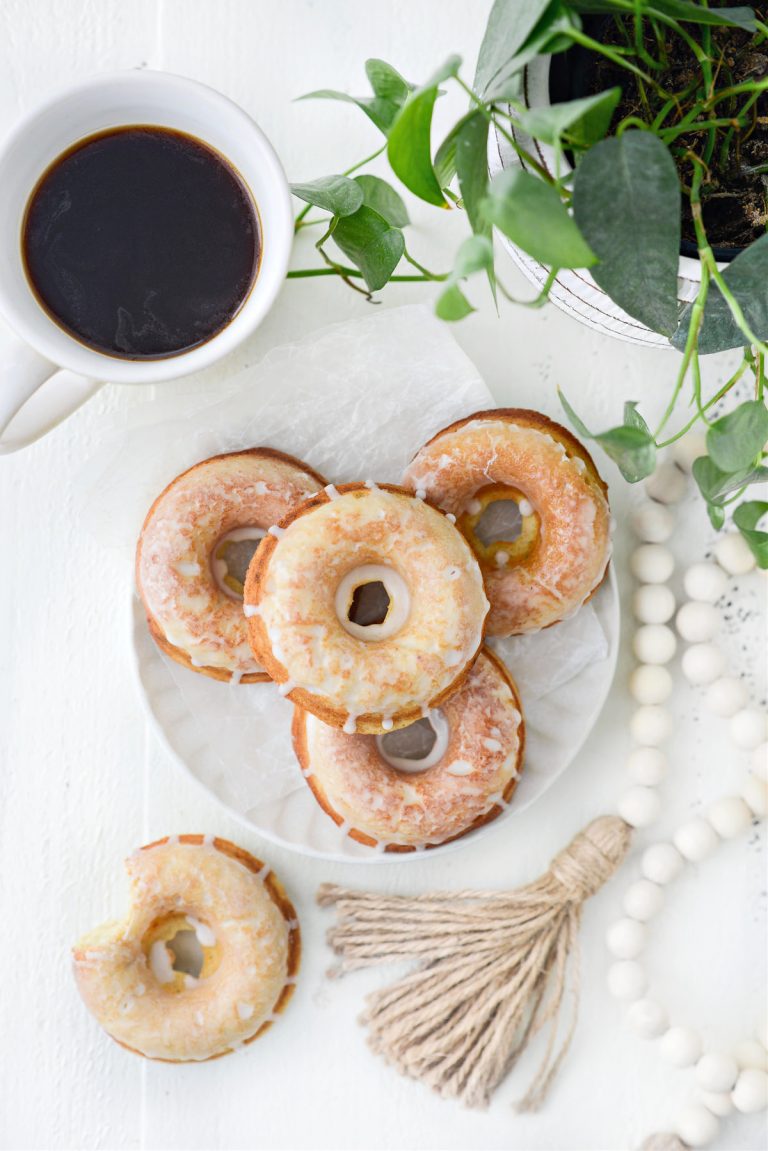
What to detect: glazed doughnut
<box><xmin>244</xmin><ymin>482</ymin><xmax>489</xmax><ymax>734</ymax></box>
<box><xmin>72</xmin><ymin>835</ymin><xmax>300</xmax><ymax>1062</ymax></box>
<box><xmin>136</xmin><ymin>448</ymin><xmax>326</xmax><ymax>682</ymax></box>
<box><xmin>402</xmin><ymin>409</ymin><xmax>611</xmax><ymax>635</ymax></box>
<box><xmin>292</xmin><ymin>647</ymin><xmax>524</xmax><ymax>851</ymax></box>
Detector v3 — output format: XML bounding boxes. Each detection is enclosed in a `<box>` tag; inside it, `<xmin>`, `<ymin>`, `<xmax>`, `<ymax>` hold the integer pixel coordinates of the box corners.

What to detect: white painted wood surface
<box><xmin>0</xmin><ymin>3</ymin><xmax>765</xmax><ymax>1149</ymax></box>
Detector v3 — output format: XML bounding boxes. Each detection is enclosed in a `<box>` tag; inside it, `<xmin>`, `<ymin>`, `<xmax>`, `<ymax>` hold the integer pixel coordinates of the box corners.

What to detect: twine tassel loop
<box><xmin>317</xmin><ymin>816</ymin><xmax>631</xmax><ymax>1111</ymax></box>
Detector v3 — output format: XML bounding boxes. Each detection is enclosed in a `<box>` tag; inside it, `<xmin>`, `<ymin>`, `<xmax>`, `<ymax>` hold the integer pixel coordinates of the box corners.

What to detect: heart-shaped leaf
<box><xmin>692</xmin><ymin>456</ymin><xmax>768</xmax><ymax>505</ymax></box>
<box><xmin>435</xmin><ymin>283</ymin><xmax>476</xmax><ymax>321</ymax></box>
<box><xmin>706</xmin><ymin>400</ymin><xmax>768</xmax><ymax>473</ymax></box>
<box><xmin>388</xmin><ymin>62</ymin><xmax>461</xmax><ymax>207</ymax></box>
<box><xmin>733</xmin><ymin>500</ymin><xmax>768</xmax><ymax>568</ymax></box>
<box><xmin>290</xmin><ymin>176</ymin><xmax>364</xmax><ymax>216</ymax></box>
<box><xmin>573</xmin><ymin>131</ymin><xmax>681</xmax><ymax>337</ymax></box>
<box><xmin>674</xmin><ymin>234</ymin><xmax>768</xmax><ymax>354</ymax></box>
<box><xmin>365</xmin><ymin>59</ymin><xmax>411</xmax><ymax>105</ymax></box>
<box><xmin>331</xmin><ymin>206</ymin><xmax>405</xmax><ymax>291</ymax></box>
<box><xmin>474</xmin><ymin>0</ymin><xmax>555</xmax><ymax>97</ymax></box>
<box><xmin>518</xmin><ymin>88</ymin><xmax>620</xmax><ymax>148</ymax></box>
<box><xmin>559</xmin><ymin>391</ymin><xmax>656</xmax><ymax>481</ymax></box>
<box><xmin>455</xmin><ymin>111</ymin><xmax>491</xmax><ymax>236</ymax></box>
<box><xmin>483</xmin><ymin>169</ymin><xmax>596</xmax><ymax>268</ymax></box>
<box><xmin>354</xmin><ymin>175</ymin><xmax>410</xmax><ymax>227</ymax></box>
<box><xmin>299</xmin><ymin>60</ymin><xmax>411</xmax><ymax>138</ymax></box>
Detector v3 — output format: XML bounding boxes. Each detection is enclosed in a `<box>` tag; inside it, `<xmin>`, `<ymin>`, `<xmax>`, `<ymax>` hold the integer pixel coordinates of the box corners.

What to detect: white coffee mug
<box><xmin>0</xmin><ymin>69</ymin><xmax>293</xmax><ymax>454</ymax></box>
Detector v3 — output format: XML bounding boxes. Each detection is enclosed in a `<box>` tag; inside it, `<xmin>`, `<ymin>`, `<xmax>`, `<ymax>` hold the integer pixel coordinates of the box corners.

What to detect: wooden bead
<box><xmin>633</xmin><ymin>624</ymin><xmax>677</xmax><ymax>665</ymax></box>
<box><xmin>641</xmin><ymin>842</ymin><xmax>684</xmax><ymax>885</ymax></box>
<box><xmin>630</xmin><ymin>665</ymin><xmax>673</xmax><ymax>705</ymax></box>
<box><xmin>630</xmin><ymin>706</ymin><xmax>672</xmax><ymax>747</ymax></box>
<box><xmin>741</xmin><ymin>776</ymin><xmax>768</xmax><ymax>818</ymax></box>
<box><xmin>627</xmin><ymin>747</ymin><xmax>668</xmax><ymax>786</ymax></box>
<box><xmin>707</xmin><ymin>796</ymin><xmax>752</xmax><ymax>839</ymax></box>
<box><xmin>684</xmin><ymin>563</ymin><xmax>728</xmax><ymax>604</ymax></box>
<box><xmin>632</xmin><ymin>503</ymin><xmax>675</xmax><ymax>543</ymax></box>
<box><xmin>673</xmin><ymin>817</ymin><xmax>719</xmax><ymax>862</ymax></box>
<box><xmin>671</xmin><ymin>430</ymin><xmax>706</xmax><ymax>474</ymax></box>
<box><xmin>634</xmin><ymin>584</ymin><xmax>676</xmax><ymax>624</ymax></box>
<box><xmin>714</xmin><ymin>532</ymin><xmax>756</xmax><ymax>576</ymax></box>
<box><xmin>624</xmin><ymin>879</ymin><xmax>664</xmax><ymax>921</ymax></box>
<box><xmin>681</xmin><ymin>643</ymin><xmax>725</xmax><ymax>686</ymax></box>
<box><xmin>673</xmin><ymin>1102</ymin><xmax>719</xmax><ymax>1146</ymax></box>
<box><xmin>607</xmin><ymin>960</ymin><xmax>647</xmax><ymax>1001</ymax></box>
<box><xmin>661</xmin><ymin>1025</ymin><xmax>703</xmax><ymax>1067</ymax></box>
<box><xmin>697</xmin><ymin>1090</ymin><xmax>733</xmax><ymax>1117</ymax></box>
<box><xmin>646</xmin><ymin>461</ymin><xmax>688</xmax><ymax>505</ymax></box>
<box><xmin>734</xmin><ymin>1038</ymin><xmax>768</xmax><ymax>1071</ymax></box>
<box><xmin>730</xmin><ymin>709</ymin><xmax>768</xmax><ymax>751</ymax></box>
<box><xmin>618</xmin><ymin>785</ymin><xmax>661</xmax><ymax>828</ymax></box>
<box><xmin>705</xmin><ymin>676</ymin><xmax>748</xmax><ymax>718</ymax></box>
<box><xmin>631</xmin><ymin>544</ymin><xmax>675</xmax><ymax>583</ymax></box>
<box><xmin>676</xmin><ymin>601</ymin><xmax>719</xmax><ymax>643</ymax></box>
<box><xmin>606</xmin><ymin>918</ymin><xmax>647</xmax><ymax>959</ymax></box>
<box><xmin>627</xmin><ymin>998</ymin><xmax>669</xmax><ymax>1039</ymax></box>
<box><xmin>753</xmin><ymin>742</ymin><xmax>768</xmax><ymax>783</ymax></box>
<box><xmin>732</xmin><ymin>1068</ymin><xmax>768</xmax><ymax>1113</ymax></box>
<box><xmin>695</xmin><ymin>1052</ymin><xmax>739</xmax><ymax>1093</ymax></box>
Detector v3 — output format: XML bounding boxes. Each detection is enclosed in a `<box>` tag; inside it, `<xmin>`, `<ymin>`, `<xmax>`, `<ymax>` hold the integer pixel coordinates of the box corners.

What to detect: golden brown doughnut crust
<box><xmin>73</xmin><ymin>835</ymin><xmax>301</xmax><ymax>1063</ymax></box>
<box><xmin>291</xmin><ymin>646</ymin><xmax>525</xmax><ymax>852</ymax></box>
<box><xmin>403</xmin><ymin>409</ymin><xmax>611</xmax><ymax>634</ymax></box>
<box><xmin>244</xmin><ymin>482</ymin><xmax>488</xmax><ymax>733</ymax></box>
<box><xmin>136</xmin><ymin>447</ymin><xmax>327</xmax><ymax>683</ymax></box>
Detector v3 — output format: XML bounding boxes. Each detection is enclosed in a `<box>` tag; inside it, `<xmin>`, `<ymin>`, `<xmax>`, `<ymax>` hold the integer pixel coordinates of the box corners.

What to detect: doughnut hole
<box><xmin>212</xmin><ymin>527</ymin><xmax>266</xmax><ymax>600</ymax></box>
<box><xmin>458</xmin><ymin>485</ymin><xmax>538</xmax><ymax>570</ymax></box>
<box><xmin>335</xmin><ymin>564</ymin><xmax>410</xmax><ymax>642</ymax></box>
<box><xmin>143</xmin><ymin>913</ymin><xmax>221</xmax><ymax>993</ymax></box>
<box><xmin>375</xmin><ymin>711</ymin><xmax>450</xmax><ymax>773</ymax></box>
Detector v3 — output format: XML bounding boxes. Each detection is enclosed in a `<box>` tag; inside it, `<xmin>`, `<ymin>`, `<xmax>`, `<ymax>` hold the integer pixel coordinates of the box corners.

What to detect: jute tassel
<box><xmin>318</xmin><ymin>815</ymin><xmax>632</xmax><ymax>1111</ymax></box>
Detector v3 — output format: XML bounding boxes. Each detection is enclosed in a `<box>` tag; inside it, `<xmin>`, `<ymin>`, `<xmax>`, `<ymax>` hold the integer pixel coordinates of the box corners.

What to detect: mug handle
<box><xmin>0</xmin><ymin>331</ymin><xmax>102</xmax><ymax>455</ymax></box>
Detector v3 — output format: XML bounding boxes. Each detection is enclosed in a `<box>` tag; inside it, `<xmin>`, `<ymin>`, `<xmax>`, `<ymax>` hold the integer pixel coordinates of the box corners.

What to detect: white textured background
<box><xmin>0</xmin><ymin>3</ymin><xmax>766</xmax><ymax>1150</ymax></box>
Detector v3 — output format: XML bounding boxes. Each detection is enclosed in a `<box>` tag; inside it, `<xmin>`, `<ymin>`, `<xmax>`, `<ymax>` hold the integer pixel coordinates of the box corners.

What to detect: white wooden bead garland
<box><xmin>616</xmin><ymin>447</ymin><xmax>767</xmax><ymax>1150</ymax></box>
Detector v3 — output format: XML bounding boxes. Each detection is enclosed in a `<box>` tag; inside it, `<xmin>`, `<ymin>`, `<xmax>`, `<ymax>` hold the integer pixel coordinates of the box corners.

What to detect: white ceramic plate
<box><xmin>131</xmin><ymin>569</ymin><xmax>619</xmax><ymax>863</ymax></box>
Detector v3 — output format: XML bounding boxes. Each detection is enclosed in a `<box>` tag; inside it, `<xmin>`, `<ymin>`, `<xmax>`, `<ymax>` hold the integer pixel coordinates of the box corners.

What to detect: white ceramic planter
<box><xmin>488</xmin><ymin>57</ymin><xmax>704</xmax><ymax>348</ymax></box>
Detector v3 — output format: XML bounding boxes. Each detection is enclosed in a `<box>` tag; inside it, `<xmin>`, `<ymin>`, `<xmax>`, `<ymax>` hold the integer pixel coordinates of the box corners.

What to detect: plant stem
<box><xmin>287</xmin><ymin>266</ymin><xmax>434</xmax><ymax>282</ymax></box>
<box><xmin>656</xmin><ymin>355</ymin><xmax>751</xmax><ymax>446</ymax></box>
<box><xmin>403</xmin><ymin>250</ymin><xmax>449</xmax><ymax>281</ymax></box>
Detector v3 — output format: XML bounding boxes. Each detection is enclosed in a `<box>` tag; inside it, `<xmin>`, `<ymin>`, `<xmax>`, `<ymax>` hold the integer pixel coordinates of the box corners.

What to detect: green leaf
<box><xmin>707</xmin><ymin>502</ymin><xmax>726</xmax><ymax>530</ymax></box>
<box><xmin>483</xmin><ymin>11</ymin><xmax>582</xmax><ymax>102</ymax></box>
<box><xmin>455</xmin><ymin>112</ymin><xmax>491</xmax><ymax>236</ymax></box>
<box><xmin>675</xmin><ymin>234</ymin><xmax>768</xmax><ymax>354</ymax></box>
<box><xmin>483</xmin><ymin>169</ymin><xmax>597</xmax><ymax>268</ymax></box>
<box><xmin>436</xmin><ymin>283</ymin><xmax>476</xmax><ymax>321</ymax></box>
<box><xmin>733</xmin><ymin>501</ymin><xmax>768</xmax><ymax>569</ymax></box>
<box><xmin>558</xmin><ymin>389</ymin><xmax>593</xmax><ymax>440</ymax></box>
<box><xmin>298</xmin><ymin>89</ymin><xmax>399</xmax><ymax>136</ymax></box>
<box><xmin>569</xmin><ymin>0</ymin><xmax>755</xmax><ymax>27</ymax></box>
<box><xmin>573</xmin><ymin>132</ymin><xmax>681</xmax><ymax>337</ymax></box>
<box><xmin>353</xmin><ymin>175</ymin><xmax>410</xmax><ymax>227</ymax></box>
<box><xmin>692</xmin><ymin>456</ymin><xmax>768</xmax><ymax>505</ymax></box>
<box><xmin>299</xmin><ymin>60</ymin><xmax>411</xmax><ymax>138</ymax></box>
<box><xmin>387</xmin><ymin>72</ymin><xmax>453</xmax><ymax>206</ymax></box>
<box><xmin>331</xmin><ymin>206</ymin><xmax>405</xmax><ymax>291</ymax></box>
<box><xmin>595</xmin><ymin>425</ymin><xmax>657</xmax><ymax>483</ymax></box>
<box><xmin>706</xmin><ymin>400</ymin><xmax>768</xmax><ymax>473</ymax></box>
<box><xmin>518</xmin><ymin>88</ymin><xmax>620</xmax><ymax>148</ymax></box>
<box><xmin>434</xmin><ymin>111</ymin><xmax>477</xmax><ymax>189</ymax></box>
<box><xmin>435</xmin><ymin>236</ymin><xmax>494</xmax><ymax>322</ymax></box>
<box><xmin>474</xmin><ymin>0</ymin><xmax>557</xmax><ymax>97</ymax></box>
<box><xmin>365</xmin><ymin>59</ymin><xmax>411</xmax><ymax>105</ymax></box>
<box><xmin>424</xmin><ymin>55</ymin><xmax>462</xmax><ymax>87</ymax></box>
<box><xmin>454</xmin><ymin>234</ymin><xmax>495</xmax><ymax>278</ymax></box>
<box><xmin>558</xmin><ymin>390</ymin><xmax>656</xmax><ymax>481</ymax></box>
<box><xmin>290</xmin><ymin>176</ymin><xmax>364</xmax><ymax>216</ymax></box>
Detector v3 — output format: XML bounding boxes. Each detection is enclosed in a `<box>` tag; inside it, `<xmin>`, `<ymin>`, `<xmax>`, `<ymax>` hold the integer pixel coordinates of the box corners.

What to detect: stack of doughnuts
<box><xmin>135</xmin><ymin>408</ymin><xmax>611</xmax><ymax>852</ymax></box>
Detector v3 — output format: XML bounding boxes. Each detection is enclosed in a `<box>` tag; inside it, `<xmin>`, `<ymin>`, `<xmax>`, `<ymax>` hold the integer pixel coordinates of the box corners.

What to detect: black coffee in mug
<box><xmin>22</xmin><ymin>126</ymin><xmax>260</xmax><ymax>359</ymax></box>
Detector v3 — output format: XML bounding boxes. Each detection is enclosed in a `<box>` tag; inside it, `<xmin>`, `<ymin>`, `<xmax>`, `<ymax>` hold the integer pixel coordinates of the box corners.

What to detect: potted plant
<box><xmin>289</xmin><ymin>0</ymin><xmax>768</xmax><ymax>564</ymax></box>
